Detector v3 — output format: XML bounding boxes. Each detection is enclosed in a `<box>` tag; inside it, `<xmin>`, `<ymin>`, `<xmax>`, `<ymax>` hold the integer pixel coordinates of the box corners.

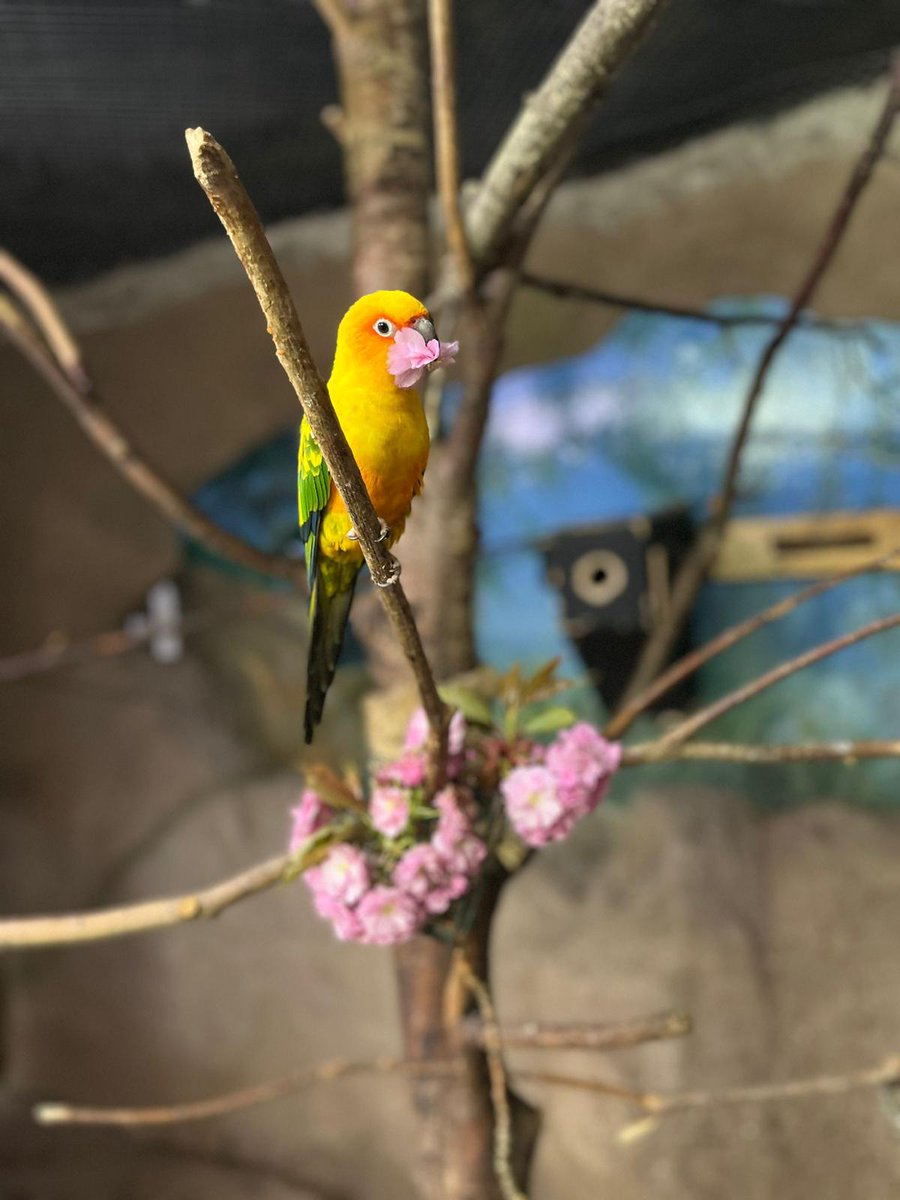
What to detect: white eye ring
<box><xmin>373</xmin><ymin>318</ymin><xmax>396</xmax><ymax>338</ymax></box>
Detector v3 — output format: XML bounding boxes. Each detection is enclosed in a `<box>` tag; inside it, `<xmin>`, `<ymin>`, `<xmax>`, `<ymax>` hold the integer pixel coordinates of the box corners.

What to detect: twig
<box><xmin>0</xmin><ymin>249</ymin><xmax>89</xmax><ymax>390</ymax></box>
<box><xmin>645</xmin><ymin>611</ymin><xmax>900</xmax><ymax>756</ymax></box>
<box><xmin>462</xmin><ymin>1011</ymin><xmax>691</xmax><ymax>1052</ymax></box>
<box><xmin>622</xmin><ymin>739</ymin><xmax>900</xmax><ymax>766</ymax></box>
<box><xmin>35</xmin><ymin>1057</ymin><xmax>459</xmax><ymax>1127</ymax></box>
<box><xmin>185</xmin><ymin>128</ymin><xmax>448</xmax><ymax>757</ymax></box>
<box><xmin>519</xmin><ymin>270</ymin><xmax>872</xmax><ymax>334</ymax></box>
<box><xmin>464</xmin><ymin>0</ymin><xmax>668</xmax><ymax>270</ymax></box>
<box><xmin>0</xmin><ymin>292</ymin><xmax>300</xmax><ymax>585</ymax></box>
<box><xmin>459</xmin><ymin>957</ymin><xmax>527</xmax><ymax>1200</ymax></box>
<box><xmin>0</xmin><ymin>591</ymin><xmax>293</xmax><ymax>684</ymax></box>
<box><xmin>310</xmin><ymin>0</ymin><xmax>353</xmax><ymax>40</ymax></box>
<box><xmin>0</xmin><ymin>845</ymin><xmax>330</xmax><ymax>951</ymax></box>
<box><xmin>616</xmin><ymin>58</ymin><xmax>900</xmax><ymax>707</ymax></box>
<box><xmin>515</xmin><ymin>1069</ymin><xmax>649</xmax><ymax>1106</ymax></box>
<box><xmin>518</xmin><ymin>1054</ymin><xmax>900</xmax><ymax>1127</ymax></box>
<box><xmin>606</xmin><ymin>544</ymin><xmax>900</xmax><ymax>739</ymax></box>
<box><xmin>428</xmin><ymin>0</ymin><xmax>472</xmax><ymax>291</ymax></box>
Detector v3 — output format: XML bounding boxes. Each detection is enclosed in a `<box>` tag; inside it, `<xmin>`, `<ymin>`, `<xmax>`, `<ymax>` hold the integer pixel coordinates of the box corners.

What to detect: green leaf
<box><xmin>520</xmin><ymin>657</ymin><xmax>562</xmax><ymax>704</ymax></box>
<box><xmin>438</xmin><ymin>683</ymin><xmax>495</xmax><ymax>727</ymax></box>
<box><xmin>521</xmin><ymin>705</ymin><xmax>577</xmax><ymax>735</ymax></box>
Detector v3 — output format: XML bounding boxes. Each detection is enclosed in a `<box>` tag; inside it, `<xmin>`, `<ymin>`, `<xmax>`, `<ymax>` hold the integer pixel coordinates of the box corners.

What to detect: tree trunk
<box><xmin>324</xmin><ymin>5</ymin><xmax>536</xmax><ymax>1197</ymax></box>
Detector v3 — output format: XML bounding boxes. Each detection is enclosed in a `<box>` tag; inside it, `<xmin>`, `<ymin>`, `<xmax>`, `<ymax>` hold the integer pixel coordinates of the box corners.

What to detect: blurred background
<box><xmin>2</xmin><ymin>2</ymin><xmax>900</xmax><ymax>1197</ymax></box>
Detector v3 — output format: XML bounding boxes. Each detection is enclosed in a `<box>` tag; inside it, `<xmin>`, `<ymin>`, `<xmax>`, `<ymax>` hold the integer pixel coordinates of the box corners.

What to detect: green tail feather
<box><xmin>304</xmin><ymin>565</ymin><xmax>360</xmax><ymax>744</ymax></box>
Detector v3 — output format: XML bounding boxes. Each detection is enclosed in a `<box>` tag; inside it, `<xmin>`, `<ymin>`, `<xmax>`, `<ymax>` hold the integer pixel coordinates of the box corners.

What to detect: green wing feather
<box><xmin>297</xmin><ymin>417</ymin><xmax>331</xmax><ymax>590</ymax></box>
<box><xmin>298</xmin><ymin>417</ymin><xmax>359</xmax><ymax>742</ymax></box>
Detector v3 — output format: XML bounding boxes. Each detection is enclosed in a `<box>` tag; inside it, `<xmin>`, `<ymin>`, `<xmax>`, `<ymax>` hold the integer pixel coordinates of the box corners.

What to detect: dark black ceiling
<box><xmin>2</xmin><ymin>0</ymin><xmax>898</xmax><ymax>283</ymax></box>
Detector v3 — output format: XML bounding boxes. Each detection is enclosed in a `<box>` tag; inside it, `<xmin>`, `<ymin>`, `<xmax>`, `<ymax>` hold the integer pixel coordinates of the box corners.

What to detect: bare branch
<box><xmin>428</xmin><ymin>0</ymin><xmax>472</xmax><ymax>291</ymax></box>
<box><xmin>0</xmin><ymin>591</ymin><xmax>291</xmax><ymax>685</ymax></box>
<box><xmin>0</xmin><ymin>248</ymin><xmax>89</xmax><ymax>390</ymax></box>
<box><xmin>519</xmin><ymin>1054</ymin><xmax>900</xmax><ymax>1131</ymax></box>
<box><xmin>462</xmin><ymin>1011</ymin><xmax>691</xmax><ymax>1052</ymax></box>
<box><xmin>310</xmin><ymin>0</ymin><xmax>353</xmax><ymax>41</ymax></box>
<box><xmin>515</xmin><ymin>1069</ymin><xmax>649</xmax><ymax>1106</ymax></box>
<box><xmin>606</xmin><ymin>544</ymin><xmax>900</xmax><ymax>739</ymax></box>
<box><xmin>0</xmin><ymin>290</ymin><xmax>300</xmax><ymax>585</ymax></box>
<box><xmin>459</xmin><ymin>957</ymin><xmax>526</xmax><ymax>1200</ymax></box>
<box><xmin>518</xmin><ymin>270</ymin><xmax>874</xmax><ymax>334</ymax></box>
<box><xmin>464</xmin><ymin>0</ymin><xmax>667</xmax><ymax>269</ymax></box>
<box><xmin>645</xmin><ymin>611</ymin><xmax>900</xmax><ymax>756</ymax></box>
<box><xmin>35</xmin><ymin>1057</ymin><xmax>458</xmax><ymax>1127</ymax></box>
<box><xmin>0</xmin><ymin>844</ymin><xmax>331</xmax><ymax>951</ymax></box>
<box><xmin>185</xmin><ymin>127</ymin><xmax>448</xmax><ymax>754</ymax></box>
<box><xmin>622</xmin><ymin>739</ymin><xmax>900</xmax><ymax>766</ymax></box>
<box><xmin>616</xmin><ymin>59</ymin><xmax>900</xmax><ymax>706</ymax></box>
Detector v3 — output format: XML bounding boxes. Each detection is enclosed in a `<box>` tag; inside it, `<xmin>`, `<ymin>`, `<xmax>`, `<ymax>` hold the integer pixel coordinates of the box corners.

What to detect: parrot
<box><xmin>298</xmin><ymin>290</ymin><xmax>457</xmax><ymax>743</ymax></box>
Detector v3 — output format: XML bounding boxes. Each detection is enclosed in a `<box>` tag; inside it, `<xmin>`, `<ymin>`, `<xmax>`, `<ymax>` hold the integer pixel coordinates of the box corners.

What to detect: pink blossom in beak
<box><xmin>388</xmin><ymin>326</ymin><xmax>459</xmax><ymax>388</ymax></box>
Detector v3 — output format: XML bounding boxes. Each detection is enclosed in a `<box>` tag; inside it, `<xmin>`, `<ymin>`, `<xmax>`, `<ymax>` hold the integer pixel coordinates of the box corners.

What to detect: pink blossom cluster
<box><xmin>288</xmin><ymin>710</ymin><xmax>485</xmax><ymax>945</ymax></box>
<box><xmin>500</xmin><ymin>722</ymin><xmax>621</xmax><ymax>847</ymax></box>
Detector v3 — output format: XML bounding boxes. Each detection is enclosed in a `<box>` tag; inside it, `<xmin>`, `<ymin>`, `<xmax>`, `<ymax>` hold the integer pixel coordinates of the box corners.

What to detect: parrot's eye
<box><xmin>373</xmin><ymin>318</ymin><xmax>396</xmax><ymax>338</ymax></box>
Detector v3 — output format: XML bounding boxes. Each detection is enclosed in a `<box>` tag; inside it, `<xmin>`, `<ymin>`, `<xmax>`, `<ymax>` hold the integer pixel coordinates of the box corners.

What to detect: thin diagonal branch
<box><xmin>0</xmin><ymin>838</ymin><xmax>337</xmax><ymax>951</ymax></box>
<box><xmin>0</xmin><ymin>292</ymin><xmax>301</xmax><ymax>585</ymax></box>
<box><xmin>622</xmin><ymin>739</ymin><xmax>900</xmax><ymax>766</ymax></box>
<box><xmin>0</xmin><ymin>591</ymin><xmax>292</xmax><ymax>685</ymax></box>
<box><xmin>644</xmin><ymin>611</ymin><xmax>900</xmax><ymax>756</ymax></box>
<box><xmin>428</xmin><ymin>0</ymin><xmax>472</xmax><ymax>291</ymax></box>
<box><xmin>616</xmin><ymin>58</ymin><xmax>900</xmax><ymax>707</ymax></box>
<box><xmin>606</xmin><ymin>543</ymin><xmax>900</xmax><ymax>739</ymax></box>
<box><xmin>0</xmin><ymin>249</ymin><xmax>89</xmax><ymax>390</ymax></box>
<box><xmin>311</xmin><ymin>0</ymin><xmax>353</xmax><ymax>40</ymax></box>
<box><xmin>519</xmin><ymin>1054</ymin><xmax>900</xmax><ymax>1131</ymax></box>
<box><xmin>459</xmin><ymin>957</ymin><xmax>526</xmax><ymax>1200</ymax></box>
<box><xmin>518</xmin><ymin>270</ymin><xmax>873</xmax><ymax>333</ymax></box>
<box><xmin>462</xmin><ymin>1010</ymin><xmax>691</xmax><ymax>1052</ymax></box>
<box><xmin>185</xmin><ymin>128</ymin><xmax>448</xmax><ymax>758</ymax></box>
<box><xmin>464</xmin><ymin>0</ymin><xmax>668</xmax><ymax>270</ymax></box>
<box><xmin>35</xmin><ymin>1057</ymin><xmax>459</xmax><ymax>1127</ymax></box>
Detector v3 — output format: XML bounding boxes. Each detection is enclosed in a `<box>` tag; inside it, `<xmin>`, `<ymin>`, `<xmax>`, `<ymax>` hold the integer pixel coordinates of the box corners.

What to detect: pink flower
<box><xmin>447</xmin><ymin>833</ymin><xmax>487</xmax><ymax>876</ymax></box>
<box><xmin>376</xmin><ymin>752</ymin><xmax>427</xmax><ymax>789</ymax></box>
<box><xmin>388</xmin><ymin>328</ymin><xmax>459</xmax><ymax>389</ymax></box>
<box><xmin>370</xmin><ymin>785</ymin><xmax>410</xmax><ymax>838</ymax></box>
<box><xmin>404</xmin><ymin>707</ymin><xmax>466</xmax><ymax>756</ymax></box>
<box><xmin>394</xmin><ymin>843</ymin><xmax>473</xmax><ymax>915</ymax></box>
<box><xmin>545</xmin><ymin>723</ymin><xmax>621</xmax><ymax>815</ymax></box>
<box><xmin>431</xmin><ymin>786</ymin><xmax>472</xmax><ymax>862</ymax></box>
<box><xmin>311</xmin><ymin>892</ymin><xmax>365</xmax><ymax>942</ymax></box>
<box><xmin>403</xmin><ymin>706</ymin><xmax>430</xmax><ymax>752</ymax></box>
<box><xmin>394</xmin><ymin>843</ymin><xmax>445</xmax><ymax>901</ymax></box>
<box><xmin>305</xmin><ymin>844</ymin><xmax>370</xmax><ymax>906</ymax></box>
<box><xmin>357</xmin><ymin>886</ymin><xmax>422</xmax><ymax>944</ymax></box>
<box><xmin>288</xmin><ymin>788</ymin><xmax>330</xmax><ymax>852</ymax></box>
<box><xmin>500</xmin><ymin>764</ymin><xmax>565</xmax><ymax>847</ymax></box>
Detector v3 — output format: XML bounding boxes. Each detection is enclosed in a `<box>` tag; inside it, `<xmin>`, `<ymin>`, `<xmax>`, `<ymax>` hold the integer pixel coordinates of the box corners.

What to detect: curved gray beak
<box><xmin>412</xmin><ymin>316</ymin><xmax>436</xmax><ymax>343</ymax></box>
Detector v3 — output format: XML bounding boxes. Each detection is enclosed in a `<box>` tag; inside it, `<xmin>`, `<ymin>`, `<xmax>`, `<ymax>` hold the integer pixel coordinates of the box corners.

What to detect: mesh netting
<box><xmin>1</xmin><ymin>0</ymin><xmax>897</xmax><ymax>281</ymax></box>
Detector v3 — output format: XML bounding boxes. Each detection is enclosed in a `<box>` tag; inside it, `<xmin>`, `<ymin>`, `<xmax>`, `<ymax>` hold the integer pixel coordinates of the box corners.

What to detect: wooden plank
<box><xmin>712</xmin><ymin>509</ymin><xmax>900</xmax><ymax>581</ymax></box>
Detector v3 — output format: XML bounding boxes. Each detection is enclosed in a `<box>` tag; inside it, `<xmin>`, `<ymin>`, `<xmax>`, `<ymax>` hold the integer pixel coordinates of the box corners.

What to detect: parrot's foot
<box><xmin>346</xmin><ymin>518</ymin><xmax>390</xmax><ymax>544</ymax></box>
<box><xmin>374</xmin><ymin>556</ymin><xmax>402</xmax><ymax>588</ymax></box>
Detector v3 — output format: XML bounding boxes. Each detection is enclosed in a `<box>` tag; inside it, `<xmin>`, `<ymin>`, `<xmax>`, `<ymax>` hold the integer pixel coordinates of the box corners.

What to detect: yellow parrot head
<box><xmin>332</xmin><ymin>289</ymin><xmax>435</xmax><ymax>384</ymax></box>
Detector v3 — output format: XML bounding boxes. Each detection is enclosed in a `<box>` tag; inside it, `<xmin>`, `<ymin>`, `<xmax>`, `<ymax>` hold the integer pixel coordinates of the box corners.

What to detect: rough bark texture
<box><xmin>326</xmin><ymin>5</ymin><xmax>521</xmax><ymax>1197</ymax></box>
<box><xmin>331</xmin><ymin>0</ymin><xmax>431</xmax><ymax>301</ymax></box>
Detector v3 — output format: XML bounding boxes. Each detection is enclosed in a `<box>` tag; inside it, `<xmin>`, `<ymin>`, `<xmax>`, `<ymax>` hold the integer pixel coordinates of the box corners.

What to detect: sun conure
<box><xmin>298</xmin><ymin>290</ymin><xmax>456</xmax><ymax>743</ymax></box>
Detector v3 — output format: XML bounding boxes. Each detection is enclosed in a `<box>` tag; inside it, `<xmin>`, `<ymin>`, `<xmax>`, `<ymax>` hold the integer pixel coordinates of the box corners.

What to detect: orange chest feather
<box><xmin>326</xmin><ymin>381</ymin><xmax>430</xmax><ymax>528</ymax></box>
